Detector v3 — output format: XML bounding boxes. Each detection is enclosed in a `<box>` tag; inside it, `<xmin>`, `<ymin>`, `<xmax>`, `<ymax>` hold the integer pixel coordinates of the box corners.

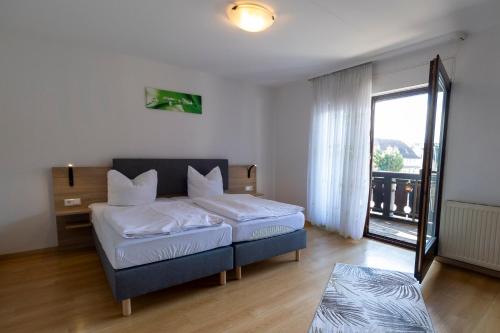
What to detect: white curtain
<box><xmin>307</xmin><ymin>63</ymin><xmax>372</xmax><ymax>240</ymax></box>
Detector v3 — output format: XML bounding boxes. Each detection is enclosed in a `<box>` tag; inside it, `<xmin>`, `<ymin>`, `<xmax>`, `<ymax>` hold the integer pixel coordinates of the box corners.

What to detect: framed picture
<box><xmin>145</xmin><ymin>87</ymin><xmax>202</xmax><ymax>114</ymax></box>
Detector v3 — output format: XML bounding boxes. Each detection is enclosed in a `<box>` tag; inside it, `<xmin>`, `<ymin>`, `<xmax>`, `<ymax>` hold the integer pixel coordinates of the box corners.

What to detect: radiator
<box><xmin>439</xmin><ymin>201</ymin><xmax>500</xmax><ymax>271</ymax></box>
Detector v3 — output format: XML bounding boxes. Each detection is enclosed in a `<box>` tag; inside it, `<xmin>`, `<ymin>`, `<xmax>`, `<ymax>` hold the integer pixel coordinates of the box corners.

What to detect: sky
<box><xmin>373</xmin><ymin>94</ymin><xmax>428</xmax><ymax>144</ymax></box>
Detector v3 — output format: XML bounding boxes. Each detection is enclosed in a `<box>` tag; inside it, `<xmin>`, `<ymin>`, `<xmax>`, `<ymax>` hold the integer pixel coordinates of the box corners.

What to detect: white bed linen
<box><xmin>225</xmin><ymin>212</ymin><xmax>305</xmax><ymax>242</ymax></box>
<box><xmin>107</xmin><ymin>169</ymin><xmax>157</xmax><ymax>206</ymax></box>
<box><xmin>90</xmin><ymin>202</ymin><xmax>232</xmax><ymax>269</ymax></box>
<box><xmin>187</xmin><ymin>166</ymin><xmax>224</xmax><ymax>198</ymax></box>
<box><xmin>173</xmin><ymin>197</ymin><xmax>305</xmax><ymax>242</ymax></box>
<box><xmin>104</xmin><ymin>200</ymin><xmax>224</xmax><ymax>238</ymax></box>
<box><xmin>192</xmin><ymin>194</ymin><xmax>304</xmax><ymax>221</ymax></box>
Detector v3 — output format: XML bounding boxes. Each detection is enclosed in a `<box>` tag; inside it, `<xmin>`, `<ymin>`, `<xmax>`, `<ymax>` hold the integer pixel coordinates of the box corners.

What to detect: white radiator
<box><xmin>439</xmin><ymin>201</ymin><xmax>500</xmax><ymax>271</ymax></box>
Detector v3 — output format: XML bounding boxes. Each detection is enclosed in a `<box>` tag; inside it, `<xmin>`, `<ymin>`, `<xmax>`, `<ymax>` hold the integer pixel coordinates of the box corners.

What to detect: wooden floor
<box><xmin>1</xmin><ymin>225</ymin><xmax>499</xmax><ymax>333</ymax></box>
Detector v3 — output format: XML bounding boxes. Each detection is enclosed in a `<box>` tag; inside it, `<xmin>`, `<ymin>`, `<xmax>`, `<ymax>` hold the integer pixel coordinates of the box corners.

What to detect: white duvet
<box><xmin>103</xmin><ymin>201</ymin><xmax>224</xmax><ymax>238</ymax></box>
<box><xmin>193</xmin><ymin>194</ymin><xmax>304</xmax><ymax>222</ymax></box>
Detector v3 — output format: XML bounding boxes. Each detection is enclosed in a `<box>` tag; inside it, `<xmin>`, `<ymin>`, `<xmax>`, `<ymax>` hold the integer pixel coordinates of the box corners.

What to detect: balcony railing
<box><xmin>370</xmin><ymin>171</ymin><xmax>421</xmax><ymax>223</ymax></box>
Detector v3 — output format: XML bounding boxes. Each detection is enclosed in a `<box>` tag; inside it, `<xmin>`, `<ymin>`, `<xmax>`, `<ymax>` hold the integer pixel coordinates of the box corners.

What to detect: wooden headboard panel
<box><xmin>52</xmin><ymin>167</ymin><xmax>109</xmax><ymax>215</ymax></box>
<box><xmin>228</xmin><ymin>165</ymin><xmax>257</xmax><ymax>194</ymax></box>
<box><xmin>52</xmin><ymin>163</ymin><xmax>258</xmax><ymax>216</ymax></box>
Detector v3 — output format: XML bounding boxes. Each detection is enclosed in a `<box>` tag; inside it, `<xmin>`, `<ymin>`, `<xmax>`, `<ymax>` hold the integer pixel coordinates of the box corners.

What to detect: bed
<box><xmin>91</xmin><ymin>201</ymin><xmax>232</xmax><ymax>270</ymax></box>
<box><xmin>173</xmin><ymin>196</ymin><xmax>307</xmax><ymax>280</ymax></box>
<box><xmin>92</xmin><ymin>159</ymin><xmax>234</xmax><ymax>316</ymax></box>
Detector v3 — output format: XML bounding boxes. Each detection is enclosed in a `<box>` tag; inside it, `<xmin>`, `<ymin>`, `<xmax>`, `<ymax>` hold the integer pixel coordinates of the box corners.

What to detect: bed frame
<box><xmin>96</xmin><ymin>158</ymin><xmax>232</xmax><ymax>316</ymax></box>
<box><xmin>232</xmin><ymin>229</ymin><xmax>307</xmax><ymax>279</ymax></box>
<box><xmin>93</xmin><ymin>231</ymin><xmax>232</xmax><ymax>316</ymax></box>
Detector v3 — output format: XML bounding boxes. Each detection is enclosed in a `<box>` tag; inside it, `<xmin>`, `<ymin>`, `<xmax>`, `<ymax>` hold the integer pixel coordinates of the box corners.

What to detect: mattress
<box><xmin>173</xmin><ymin>197</ymin><xmax>305</xmax><ymax>242</ymax></box>
<box><xmin>90</xmin><ymin>202</ymin><xmax>232</xmax><ymax>270</ymax></box>
<box><xmin>226</xmin><ymin>212</ymin><xmax>305</xmax><ymax>242</ymax></box>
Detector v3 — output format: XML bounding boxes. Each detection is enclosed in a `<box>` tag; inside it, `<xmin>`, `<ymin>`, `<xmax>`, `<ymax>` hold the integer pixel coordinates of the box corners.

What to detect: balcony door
<box><xmin>365</xmin><ymin>88</ymin><xmax>428</xmax><ymax>248</ymax></box>
<box><xmin>414</xmin><ymin>55</ymin><xmax>451</xmax><ymax>282</ymax></box>
<box><xmin>365</xmin><ymin>55</ymin><xmax>451</xmax><ymax>282</ymax></box>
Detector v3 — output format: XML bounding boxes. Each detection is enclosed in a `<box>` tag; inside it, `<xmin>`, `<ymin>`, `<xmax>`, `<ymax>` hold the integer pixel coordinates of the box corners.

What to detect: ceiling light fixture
<box><xmin>227</xmin><ymin>3</ymin><xmax>275</xmax><ymax>32</ymax></box>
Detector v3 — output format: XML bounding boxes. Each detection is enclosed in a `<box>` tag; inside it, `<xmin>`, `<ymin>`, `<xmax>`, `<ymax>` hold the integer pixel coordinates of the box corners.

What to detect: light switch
<box><xmin>64</xmin><ymin>198</ymin><xmax>81</xmax><ymax>207</ymax></box>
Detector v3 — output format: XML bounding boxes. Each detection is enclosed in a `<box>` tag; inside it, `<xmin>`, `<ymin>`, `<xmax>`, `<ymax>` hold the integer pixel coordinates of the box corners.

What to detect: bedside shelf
<box><xmin>55</xmin><ymin>211</ymin><xmax>94</xmax><ymax>250</ymax></box>
<box><xmin>52</xmin><ymin>166</ymin><xmax>108</xmax><ymax>250</ymax></box>
<box><xmin>55</xmin><ymin>208</ymin><xmax>91</xmax><ymax>217</ymax></box>
<box><xmin>64</xmin><ymin>222</ymin><xmax>92</xmax><ymax>230</ymax></box>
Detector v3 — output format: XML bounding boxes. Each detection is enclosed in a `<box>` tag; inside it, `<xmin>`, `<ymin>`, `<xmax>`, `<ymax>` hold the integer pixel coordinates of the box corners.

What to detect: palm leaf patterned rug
<box><xmin>309</xmin><ymin>263</ymin><xmax>434</xmax><ymax>333</ymax></box>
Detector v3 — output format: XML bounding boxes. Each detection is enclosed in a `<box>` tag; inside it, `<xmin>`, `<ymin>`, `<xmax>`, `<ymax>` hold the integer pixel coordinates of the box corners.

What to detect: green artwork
<box><xmin>145</xmin><ymin>87</ymin><xmax>202</xmax><ymax>114</ymax></box>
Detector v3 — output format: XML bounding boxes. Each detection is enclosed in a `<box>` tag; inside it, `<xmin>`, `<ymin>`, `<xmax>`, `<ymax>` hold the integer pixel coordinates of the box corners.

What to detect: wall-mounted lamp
<box><xmin>247</xmin><ymin>164</ymin><xmax>257</xmax><ymax>178</ymax></box>
<box><xmin>68</xmin><ymin>163</ymin><xmax>74</xmax><ymax>187</ymax></box>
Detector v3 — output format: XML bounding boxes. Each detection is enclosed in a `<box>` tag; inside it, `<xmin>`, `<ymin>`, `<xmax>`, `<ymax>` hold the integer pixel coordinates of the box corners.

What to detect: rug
<box><xmin>309</xmin><ymin>263</ymin><xmax>434</xmax><ymax>333</ymax></box>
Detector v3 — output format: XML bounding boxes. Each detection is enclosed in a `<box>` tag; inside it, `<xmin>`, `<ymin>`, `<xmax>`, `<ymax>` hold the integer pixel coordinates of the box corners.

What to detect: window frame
<box><xmin>363</xmin><ymin>86</ymin><xmax>428</xmax><ymax>250</ymax></box>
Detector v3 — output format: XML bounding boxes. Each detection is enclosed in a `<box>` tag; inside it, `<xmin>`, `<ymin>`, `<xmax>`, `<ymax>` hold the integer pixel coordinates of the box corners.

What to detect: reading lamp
<box><xmin>68</xmin><ymin>163</ymin><xmax>74</xmax><ymax>187</ymax></box>
<box><xmin>247</xmin><ymin>164</ymin><xmax>257</xmax><ymax>178</ymax></box>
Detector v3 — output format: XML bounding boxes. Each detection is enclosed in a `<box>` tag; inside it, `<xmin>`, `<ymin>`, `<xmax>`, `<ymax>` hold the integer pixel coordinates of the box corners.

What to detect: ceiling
<box><xmin>1</xmin><ymin>0</ymin><xmax>498</xmax><ymax>85</ymax></box>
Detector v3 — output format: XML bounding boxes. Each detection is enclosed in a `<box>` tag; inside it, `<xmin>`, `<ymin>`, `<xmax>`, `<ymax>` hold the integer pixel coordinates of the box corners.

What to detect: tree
<box><xmin>373</xmin><ymin>148</ymin><xmax>404</xmax><ymax>172</ymax></box>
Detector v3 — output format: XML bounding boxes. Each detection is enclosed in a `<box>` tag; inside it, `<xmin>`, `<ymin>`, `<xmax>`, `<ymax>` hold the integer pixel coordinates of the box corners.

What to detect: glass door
<box><xmin>414</xmin><ymin>55</ymin><xmax>451</xmax><ymax>282</ymax></box>
<box><xmin>365</xmin><ymin>89</ymin><xmax>428</xmax><ymax>248</ymax></box>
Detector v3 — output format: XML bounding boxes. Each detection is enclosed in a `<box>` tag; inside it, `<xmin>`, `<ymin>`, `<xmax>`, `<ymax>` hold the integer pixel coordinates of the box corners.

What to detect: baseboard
<box><xmin>435</xmin><ymin>256</ymin><xmax>500</xmax><ymax>279</ymax></box>
<box><xmin>0</xmin><ymin>246</ymin><xmax>58</xmax><ymax>260</ymax></box>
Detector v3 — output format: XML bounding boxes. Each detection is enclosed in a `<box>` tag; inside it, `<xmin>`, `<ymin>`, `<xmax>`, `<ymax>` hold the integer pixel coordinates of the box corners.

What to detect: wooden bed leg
<box><xmin>295</xmin><ymin>249</ymin><xmax>301</xmax><ymax>262</ymax></box>
<box><xmin>122</xmin><ymin>299</ymin><xmax>131</xmax><ymax>317</ymax></box>
<box><xmin>235</xmin><ymin>266</ymin><xmax>242</xmax><ymax>280</ymax></box>
<box><xmin>219</xmin><ymin>271</ymin><xmax>227</xmax><ymax>285</ymax></box>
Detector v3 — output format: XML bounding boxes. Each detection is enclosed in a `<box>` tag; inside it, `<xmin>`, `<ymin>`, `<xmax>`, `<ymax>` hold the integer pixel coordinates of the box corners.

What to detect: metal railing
<box><xmin>370</xmin><ymin>171</ymin><xmax>421</xmax><ymax>223</ymax></box>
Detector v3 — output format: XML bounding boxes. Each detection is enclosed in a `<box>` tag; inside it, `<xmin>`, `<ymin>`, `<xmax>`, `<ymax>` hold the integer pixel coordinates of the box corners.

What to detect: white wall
<box><xmin>271</xmin><ymin>23</ymin><xmax>500</xmax><ymax>215</ymax></box>
<box><xmin>272</xmin><ymin>80</ymin><xmax>312</xmax><ymax>207</ymax></box>
<box><xmin>443</xmin><ymin>25</ymin><xmax>500</xmax><ymax>206</ymax></box>
<box><xmin>372</xmin><ymin>41</ymin><xmax>458</xmax><ymax>94</ymax></box>
<box><xmin>0</xmin><ymin>33</ymin><xmax>274</xmax><ymax>254</ymax></box>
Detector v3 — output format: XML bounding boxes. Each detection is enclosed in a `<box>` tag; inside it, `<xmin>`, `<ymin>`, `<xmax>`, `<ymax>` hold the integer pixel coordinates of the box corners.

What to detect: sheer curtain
<box><xmin>307</xmin><ymin>63</ymin><xmax>372</xmax><ymax>240</ymax></box>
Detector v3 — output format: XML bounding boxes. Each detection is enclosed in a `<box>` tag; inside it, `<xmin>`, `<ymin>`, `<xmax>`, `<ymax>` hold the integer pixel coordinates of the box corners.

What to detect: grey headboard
<box><xmin>112</xmin><ymin>158</ymin><xmax>229</xmax><ymax>197</ymax></box>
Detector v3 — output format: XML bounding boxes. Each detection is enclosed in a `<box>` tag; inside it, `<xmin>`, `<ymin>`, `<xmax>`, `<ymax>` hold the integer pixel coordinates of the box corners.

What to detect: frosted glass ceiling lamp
<box><xmin>227</xmin><ymin>3</ymin><xmax>275</xmax><ymax>32</ymax></box>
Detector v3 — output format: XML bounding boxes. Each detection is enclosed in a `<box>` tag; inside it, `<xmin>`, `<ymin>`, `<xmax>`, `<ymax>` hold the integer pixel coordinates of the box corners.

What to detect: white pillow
<box><xmin>187</xmin><ymin>166</ymin><xmax>224</xmax><ymax>198</ymax></box>
<box><xmin>107</xmin><ymin>169</ymin><xmax>157</xmax><ymax>206</ymax></box>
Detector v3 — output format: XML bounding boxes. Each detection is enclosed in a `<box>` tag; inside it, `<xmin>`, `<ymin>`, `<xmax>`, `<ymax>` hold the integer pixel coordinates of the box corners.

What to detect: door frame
<box><xmin>364</xmin><ymin>86</ymin><xmax>428</xmax><ymax>250</ymax></box>
<box><xmin>414</xmin><ymin>55</ymin><xmax>452</xmax><ymax>281</ymax></box>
